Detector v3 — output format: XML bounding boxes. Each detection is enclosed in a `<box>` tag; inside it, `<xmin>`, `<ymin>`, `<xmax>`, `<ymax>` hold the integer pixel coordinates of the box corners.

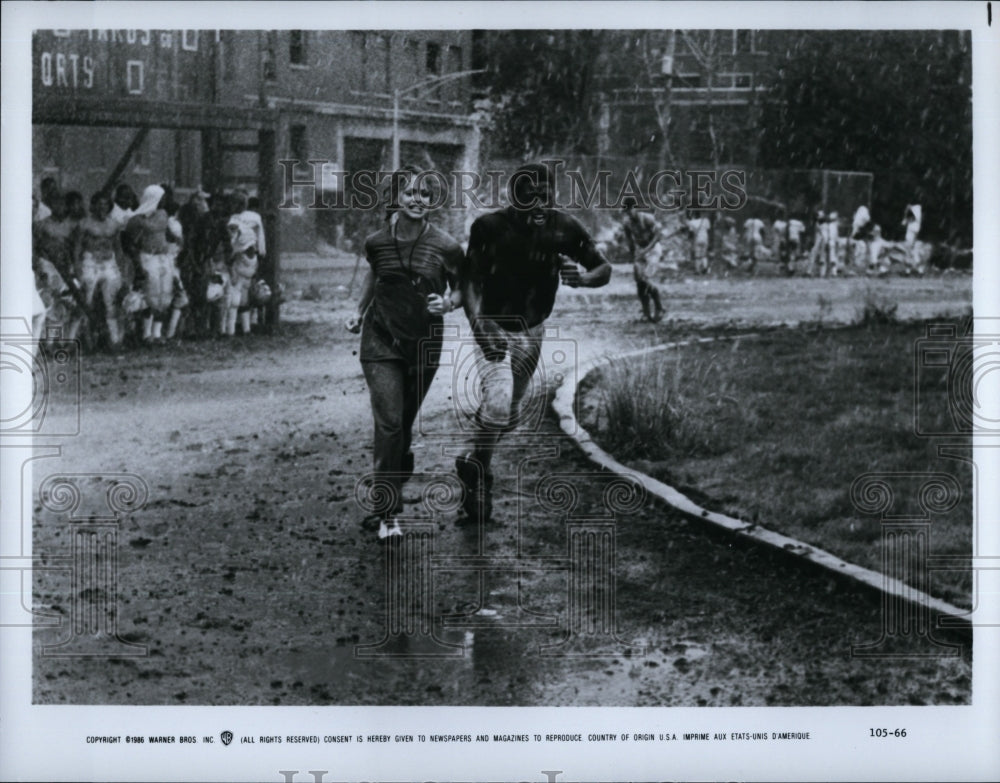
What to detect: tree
<box><xmin>679</xmin><ymin>31</ymin><xmax>724</xmax><ymax>170</ymax></box>
<box><xmin>758</xmin><ymin>31</ymin><xmax>972</xmax><ymax>243</ymax></box>
<box><xmin>476</xmin><ymin>30</ymin><xmax>608</xmax><ymax>158</ymax></box>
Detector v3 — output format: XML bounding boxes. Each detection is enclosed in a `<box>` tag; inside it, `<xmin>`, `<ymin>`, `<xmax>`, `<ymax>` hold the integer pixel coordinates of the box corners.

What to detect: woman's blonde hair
<box><xmin>382</xmin><ymin>164</ymin><xmax>424</xmax><ymax>221</ymax></box>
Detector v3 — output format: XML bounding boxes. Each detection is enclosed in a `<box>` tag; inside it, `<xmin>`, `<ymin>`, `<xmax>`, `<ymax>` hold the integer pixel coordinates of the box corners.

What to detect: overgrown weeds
<box><xmin>598</xmin><ymin>348</ymin><xmax>742</xmax><ymax>461</ymax></box>
<box><xmin>586</xmin><ymin>321</ymin><xmax>972</xmax><ymax>608</ymax></box>
<box><xmin>857</xmin><ymin>288</ymin><xmax>899</xmax><ymax>325</ymax></box>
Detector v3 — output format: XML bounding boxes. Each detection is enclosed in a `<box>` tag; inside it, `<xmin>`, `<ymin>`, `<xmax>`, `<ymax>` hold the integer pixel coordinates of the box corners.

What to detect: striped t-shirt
<box><xmin>362</xmin><ymin>221</ymin><xmax>464</xmax><ymax>361</ymax></box>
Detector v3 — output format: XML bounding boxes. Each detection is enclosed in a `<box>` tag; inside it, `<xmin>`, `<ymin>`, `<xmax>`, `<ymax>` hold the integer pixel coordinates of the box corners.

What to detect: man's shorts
<box><xmin>139</xmin><ymin>252</ymin><xmax>176</xmax><ymax>313</ymax></box>
<box><xmin>228</xmin><ymin>271</ymin><xmax>254</xmax><ymax>309</ymax></box>
<box><xmin>79</xmin><ymin>252</ymin><xmax>122</xmax><ymax>291</ymax></box>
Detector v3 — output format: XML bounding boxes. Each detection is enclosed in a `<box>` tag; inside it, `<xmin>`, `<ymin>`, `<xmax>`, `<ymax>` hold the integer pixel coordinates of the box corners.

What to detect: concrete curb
<box><xmin>551</xmin><ymin>332</ymin><xmax>972</xmax><ymax>635</ymax></box>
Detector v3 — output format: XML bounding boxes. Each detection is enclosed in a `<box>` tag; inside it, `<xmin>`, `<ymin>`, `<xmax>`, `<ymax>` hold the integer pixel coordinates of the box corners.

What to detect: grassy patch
<box><xmin>857</xmin><ymin>288</ymin><xmax>900</xmax><ymax>326</ymax></box>
<box><xmin>588</xmin><ymin>319</ymin><xmax>973</xmax><ymax>608</ymax></box>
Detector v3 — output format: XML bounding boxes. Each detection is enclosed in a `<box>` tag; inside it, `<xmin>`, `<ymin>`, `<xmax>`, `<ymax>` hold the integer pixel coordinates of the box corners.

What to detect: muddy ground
<box><xmin>31</xmin><ymin>264</ymin><xmax>973</xmax><ymax>705</ymax></box>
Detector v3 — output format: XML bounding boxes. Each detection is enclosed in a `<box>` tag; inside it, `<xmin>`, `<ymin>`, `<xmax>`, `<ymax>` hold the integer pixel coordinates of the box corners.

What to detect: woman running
<box><xmin>345</xmin><ymin>166</ymin><xmax>464</xmax><ymax>540</ymax></box>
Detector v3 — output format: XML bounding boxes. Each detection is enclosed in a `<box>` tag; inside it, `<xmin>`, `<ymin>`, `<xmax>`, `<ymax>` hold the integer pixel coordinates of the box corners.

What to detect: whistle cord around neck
<box><xmin>392</xmin><ymin>220</ymin><xmax>429</xmax><ymax>285</ymax></box>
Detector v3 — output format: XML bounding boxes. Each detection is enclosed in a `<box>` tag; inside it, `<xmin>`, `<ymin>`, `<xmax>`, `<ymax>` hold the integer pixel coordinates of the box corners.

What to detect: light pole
<box><xmin>392</xmin><ymin>68</ymin><xmax>485</xmax><ymax>171</ymax></box>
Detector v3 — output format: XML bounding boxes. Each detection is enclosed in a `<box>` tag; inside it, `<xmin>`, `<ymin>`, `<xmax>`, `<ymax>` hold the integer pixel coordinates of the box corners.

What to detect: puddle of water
<box><xmin>271</xmin><ymin>622</ymin><xmax>676</xmax><ymax>704</ymax></box>
<box><xmin>279</xmin><ymin>626</ymin><xmax>471</xmax><ymax>684</ymax></box>
<box><xmin>272</xmin><ymin>624</ymin><xmax>573</xmax><ymax>704</ymax></box>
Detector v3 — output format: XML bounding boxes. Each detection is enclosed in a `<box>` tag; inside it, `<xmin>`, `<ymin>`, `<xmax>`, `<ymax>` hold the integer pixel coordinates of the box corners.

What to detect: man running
<box><xmin>455</xmin><ymin>163</ymin><xmax>612</xmax><ymax>522</ymax></box>
<box><xmin>620</xmin><ymin>197</ymin><xmax>664</xmax><ymax>321</ymax></box>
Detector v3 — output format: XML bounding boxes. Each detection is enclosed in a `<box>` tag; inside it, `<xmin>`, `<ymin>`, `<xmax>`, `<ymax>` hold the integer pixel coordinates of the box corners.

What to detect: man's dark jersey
<box><xmin>361</xmin><ymin>222</ymin><xmax>463</xmax><ymax>363</ymax></box>
<box><xmin>466</xmin><ymin>207</ymin><xmax>607</xmax><ymax>330</ymax></box>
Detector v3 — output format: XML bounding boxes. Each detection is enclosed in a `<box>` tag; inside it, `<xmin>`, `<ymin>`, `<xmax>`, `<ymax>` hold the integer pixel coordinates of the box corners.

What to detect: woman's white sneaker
<box><xmin>378</xmin><ymin>519</ymin><xmax>403</xmax><ymax>540</ymax></box>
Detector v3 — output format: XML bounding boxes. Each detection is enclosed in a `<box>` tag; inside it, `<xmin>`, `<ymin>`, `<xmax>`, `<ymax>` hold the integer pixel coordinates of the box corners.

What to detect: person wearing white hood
<box><xmin>124</xmin><ymin>184</ymin><xmax>180</xmax><ymax>342</ymax></box>
<box><xmin>850</xmin><ymin>205</ymin><xmax>872</xmax><ymax>268</ymax></box>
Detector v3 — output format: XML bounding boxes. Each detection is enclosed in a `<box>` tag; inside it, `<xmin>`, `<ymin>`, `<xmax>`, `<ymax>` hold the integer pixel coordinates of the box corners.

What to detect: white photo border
<box><xmin>2</xmin><ymin>2</ymin><xmax>998</xmax><ymax>781</ymax></box>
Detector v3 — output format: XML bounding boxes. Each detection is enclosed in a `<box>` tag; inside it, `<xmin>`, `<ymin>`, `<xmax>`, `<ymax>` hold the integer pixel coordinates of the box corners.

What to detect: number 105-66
<box><xmin>870</xmin><ymin>728</ymin><xmax>907</xmax><ymax>738</ymax></box>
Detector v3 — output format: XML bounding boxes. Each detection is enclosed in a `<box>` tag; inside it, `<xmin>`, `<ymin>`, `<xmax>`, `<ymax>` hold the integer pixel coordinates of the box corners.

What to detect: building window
<box><xmin>263</xmin><ymin>31</ymin><xmax>278</xmax><ymax>81</ymax></box>
<box><xmin>717</xmin><ymin>72</ymin><xmax>753</xmax><ymax>90</ymax></box>
<box><xmin>446</xmin><ymin>45</ymin><xmax>463</xmax><ymax>99</ymax></box>
<box><xmin>733</xmin><ymin>30</ymin><xmax>754</xmax><ymax>54</ymax></box>
<box><xmin>405</xmin><ymin>38</ymin><xmax>421</xmax><ymax>78</ymax></box>
<box><xmin>289</xmin><ymin>124</ymin><xmax>307</xmax><ymax>162</ymax></box>
<box><xmin>674</xmin><ymin>72</ymin><xmax>704</xmax><ymax>90</ymax></box>
<box><xmin>182</xmin><ymin>30</ymin><xmax>199</xmax><ymax>52</ymax></box>
<box><xmin>447</xmin><ymin>45</ymin><xmax>462</xmax><ymax>73</ymax></box>
<box><xmin>126</xmin><ymin>60</ymin><xmax>144</xmax><ymax>94</ymax></box>
<box><xmin>365</xmin><ymin>33</ymin><xmax>390</xmax><ymax>93</ymax></box>
<box><xmin>425</xmin><ymin>42</ymin><xmax>440</xmax><ymax>75</ymax></box>
<box><xmin>289</xmin><ymin>30</ymin><xmax>307</xmax><ymax>65</ymax></box>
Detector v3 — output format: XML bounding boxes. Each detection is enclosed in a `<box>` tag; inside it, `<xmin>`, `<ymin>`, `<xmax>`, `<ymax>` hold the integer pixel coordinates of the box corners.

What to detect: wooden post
<box><xmin>258</xmin><ymin>127</ymin><xmax>281</xmax><ymax>327</ymax></box>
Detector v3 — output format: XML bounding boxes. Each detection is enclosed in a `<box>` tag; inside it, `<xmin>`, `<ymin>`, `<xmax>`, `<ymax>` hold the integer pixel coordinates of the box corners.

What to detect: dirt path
<box><xmin>32</xmin><ymin>271</ymin><xmax>972</xmax><ymax>705</ymax></box>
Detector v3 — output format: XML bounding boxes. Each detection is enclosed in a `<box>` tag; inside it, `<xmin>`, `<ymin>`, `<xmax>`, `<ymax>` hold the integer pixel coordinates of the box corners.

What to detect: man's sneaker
<box><xmin>377</xmin><ymin>518</ymin><xmax>403</xmax><ymax>540</ymax></box>
<box><xmin>454</xmin><ymin>453</ymin><xmax>479</xmax><ymax>516</ymax></box>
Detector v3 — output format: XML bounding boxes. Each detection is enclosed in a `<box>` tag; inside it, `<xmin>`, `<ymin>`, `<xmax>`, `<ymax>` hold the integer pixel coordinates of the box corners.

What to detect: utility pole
<box><xmin>392</xmin><ymin>69</ymin><xmax>485</xmax><ymax>170</ymax></box>
<box><xmin>659</xmin><ymin>30</ymin><xmax>677</xmax><ymax>169</ymax></box>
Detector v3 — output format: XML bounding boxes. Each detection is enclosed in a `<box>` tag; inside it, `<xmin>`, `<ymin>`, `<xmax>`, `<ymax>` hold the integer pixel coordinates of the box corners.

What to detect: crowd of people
<box><xmin>32</xmin><ymin>166</ymin><xmax>939</xmax><ymax>352</ymax></box>
<box><xmin>27</xmin><ymin>162</ymin><xmax>954</xmax><ymax>543</ymax></box>
<box><xmin>31</xmin><ymin>177</ymin><xmax>271</xmax><ymax>351</ymax></box>
<box><xmin>602</xmin><ymin>201</ymin><xmax>929</xmax><ymax>321</ymax></box>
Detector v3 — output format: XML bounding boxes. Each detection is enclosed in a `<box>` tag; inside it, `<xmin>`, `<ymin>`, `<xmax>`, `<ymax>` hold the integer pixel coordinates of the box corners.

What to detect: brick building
<box><xmin>32</xmin><ymin>29</ymin><xmax>481</xmax><ymax>252</ymax></box>
<box><xmin>602</xmin><ymin>29</ymin><xmax>773</xmax><ymax>168</ymax></box>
